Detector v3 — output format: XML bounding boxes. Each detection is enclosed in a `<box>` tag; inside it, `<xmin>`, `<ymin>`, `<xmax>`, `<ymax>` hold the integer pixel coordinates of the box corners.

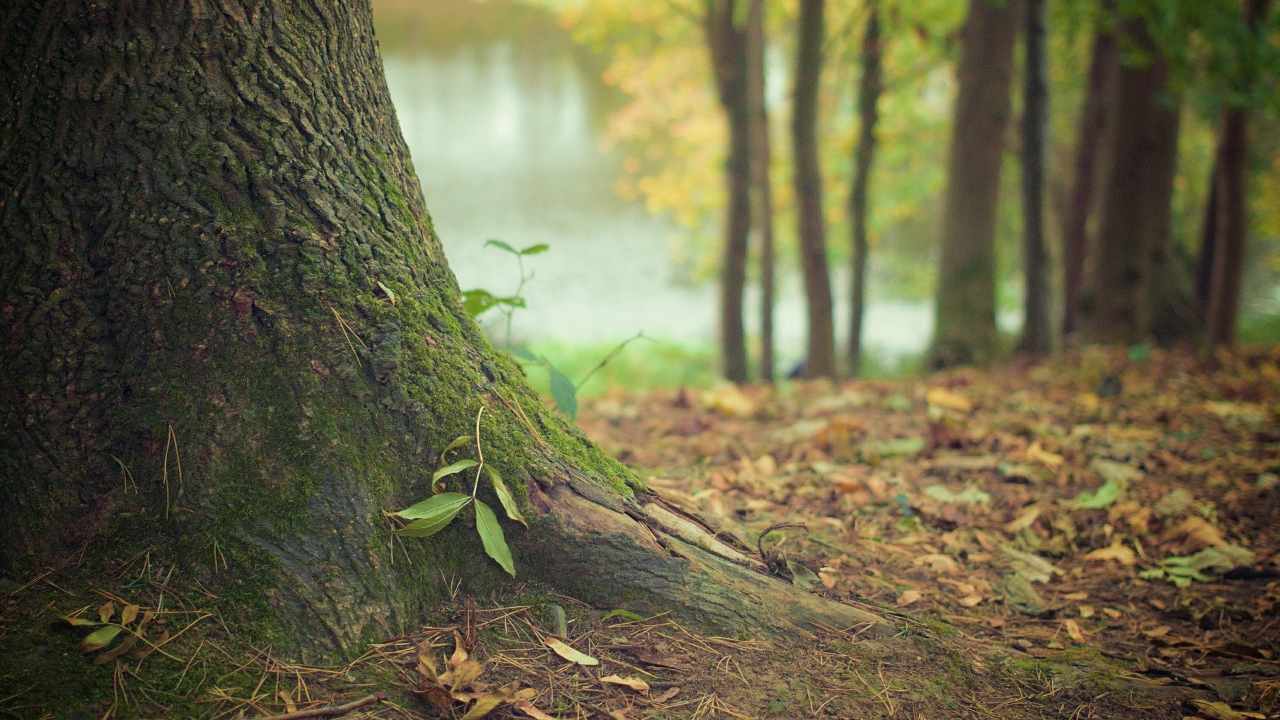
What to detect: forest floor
<box><xmin>4</xmin><ymin>346</ymin><xmax>1278</xmax><ymax>719</ymax></box>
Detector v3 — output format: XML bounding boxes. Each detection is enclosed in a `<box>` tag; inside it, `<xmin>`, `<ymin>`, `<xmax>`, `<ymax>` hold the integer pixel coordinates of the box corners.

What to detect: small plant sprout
<box><xmin>389</xmin><ymin>405</ymin><xmax>523</xmax><ymax>576</ymax></box>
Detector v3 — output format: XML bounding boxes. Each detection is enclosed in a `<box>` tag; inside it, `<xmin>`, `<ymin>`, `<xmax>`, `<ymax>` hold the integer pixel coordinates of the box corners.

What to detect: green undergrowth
<box><xmin>520</xmin><ymin>338</ymin><xmax>926</xmax><ymax>399</ymax></box>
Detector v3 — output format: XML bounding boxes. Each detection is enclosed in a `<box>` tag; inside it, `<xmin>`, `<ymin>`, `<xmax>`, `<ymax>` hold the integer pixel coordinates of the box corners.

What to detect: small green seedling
<box><xmin>390</xmin><ymin>407</ymin><xmax>526</xmax><ymax>576</ymax></box>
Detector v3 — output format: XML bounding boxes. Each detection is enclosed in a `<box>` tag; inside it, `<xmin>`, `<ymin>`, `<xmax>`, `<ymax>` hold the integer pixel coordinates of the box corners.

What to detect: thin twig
<box><xmin>250</xmin><ymin>692</ymin><xmax>385</xmax><ymax>720</ymax></box>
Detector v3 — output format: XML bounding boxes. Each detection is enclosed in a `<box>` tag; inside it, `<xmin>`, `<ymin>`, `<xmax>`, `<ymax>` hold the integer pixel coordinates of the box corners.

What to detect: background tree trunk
<box><xmin>1196</xmin><ymin>160</ymin><xmax>1220</xmax><ymax>314</ymax></box>
<box><xmin>1080</xmin><ymin>17</ymin><xmax>1179</xmax><ymax>344</ymax></box>
<box><xmin>0</xmin><ymin>0</ymin><xmax>884</xmax><ymax>660</ymax></box>
<box><xmin>927</xmin><ymin>0</ymin><xmax>1019</xmax><ymax>368</ymax></box>
<box><xmin>793</xmin><ymin>0</ymin><xmax>837</xmax><ymax>379</ymax></box>
<box><xmin>1019</xmin><ymin>0</ymin><xmax>1051</xmax><ymax>354</ymax></box>
<box><xmin>848</xmin><ymin>2</ymin><xmax>883</xmax><ymax>377</ymax></box>
<box><xmin>706</xmin><ymin>0</ymin><xmax>752</xmax><ymax>383</ymax></box>
<box><xmin>1061</xmin><ymin>4</ymin><xmax>1115</xmax><ymax>340</ymax></box>
<box><xmin>1206</xmin><ymin>0</ymin><xmax>1272</xmax><ymax>347</ymax></box>
<box><xmin>747</xmin><ymin>0</ymin><xmax>777</xmax><ymax>383</ymax></box>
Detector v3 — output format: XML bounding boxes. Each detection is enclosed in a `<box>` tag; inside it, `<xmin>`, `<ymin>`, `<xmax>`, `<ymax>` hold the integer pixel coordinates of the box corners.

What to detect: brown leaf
<box><xmin>926</xmin><ymin>388</ymin><xmax>972</xmax><ymax>413</ymax></box>
<box><xmin>1083</xmin><ymin>540</ymin><xmax>1136</xmax><ymax>566</ymax></box>
<box><xmin>97</xmin><ymin>601</ymin><xmax>115</xmax><ymax>624</ymax></box>
<box><xmin>601</xmin><ymin>674</ymin><xmax>650</xmax><ymax>693</ymax></box>
<box><xmin>120</xmin><ymin>603</ymin><xmax>140</xmax><ymax>626</ymax></box>
<box><xmin>512</xmin><ymin>700</ymin><xmax>560</xmax><ymax>720</ymax></box>
<box><xmin>896</xmin><ymin>589</ymin><xmax>923</xmax><ymax>607</ymax></box>
<box><xmin>459</xmin><ymin>694</ymin><xmax>504</xmax><ymax>720</ymax></box>
<box><xmin>1063</xmin><ymin>619</ymin><xmax>1086</xmax><ymax>644</ymax></box>
<box><xmin>545</xmin><ymin>637</ymin><xmax>599</xmax><ymax>666</ymax></box>
<box><xmin>1004</xmin><ymin>506</ymin><xmax>1041</xmax><ymax>534</ymax></box>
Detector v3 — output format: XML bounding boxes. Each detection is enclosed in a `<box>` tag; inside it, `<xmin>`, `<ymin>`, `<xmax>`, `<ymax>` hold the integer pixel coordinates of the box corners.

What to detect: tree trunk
<box><xmin>0</xmin><ymin>0</ymin><xmax>886</xmax><ymax>660</ymax></box>
<box><xmin>1196</xmin><ymin>159</ymin><xmax>1219</xmax><ymax>313</ymax></box>
<box><xmin>1061</xmin><ymin>16</ymin><xmax>1116</xmax><ymax>340</ymax></box>
<box><xmin>848</xmin><ymin>3</ymin><xmax>883</xmax><ymax>377</ymax></box>
<box><xmin>706</xmin><ymin>0</ymin><xmax>752</xmax><ymax>383</ymax></box>
<box><xmin>747</xmin><ymin>0</ymin><xmax>777</xmax><ymax>383</ymax></box>
<box><xmin>1018</xmin><ymin>0</ymin><xmax>1051</xmax><ymax>354</ymax></box>
<box><xmin>927</xmin><ymin>0</ymin><xmax>1019</xmax><ymax>369</ymax></box>
<box><xmin>793</xmin><ymin>0</ymin><xmax>837</xmax><ymax>379</ymax></box>
<box><xmin>1206</xmin><ymin>0</ymin><xmax>1272</xmax><ymax>347</ymax></box>
<box><xmin>1080</xmin><ymin>16</ymin><xmax>1180</xmax><ymax>344</ymax></box>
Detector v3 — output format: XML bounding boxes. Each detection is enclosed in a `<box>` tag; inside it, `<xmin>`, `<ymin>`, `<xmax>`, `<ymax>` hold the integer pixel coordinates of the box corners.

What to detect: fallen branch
<box><xmin>252</xmin><ymin>692</ymin><xmax>385</xmax><ymax>720</ymax></box>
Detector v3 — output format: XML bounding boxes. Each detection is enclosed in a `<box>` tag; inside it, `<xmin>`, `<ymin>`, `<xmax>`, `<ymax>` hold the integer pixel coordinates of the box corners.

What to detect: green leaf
<box><xmin>519</xmin><ymin>243</ymin><xmax>550</xmax><ymax>256</ymax></box>
<box><xmin>438</xmin><ymin>434</ymin><xmax>472</xmax><ymax>463</ymax></box>
<box><xmin>432</xmin><ymin>459</ymin><xmax>479</xmax><ymax>488</ymax></box>
<box><xmin>397</xmin><ymin>494</ymin><xmax>471</xmax><ymax>539</ymax></box>
<box><xmin>548</xmin><ymin>365</ymin><xmax>578</xmax><ymax>420</ymax></box>
<box><xmin>924</xmin><ymin>484</ymin><xmax>991</xmax><ymax>505</ymax></box>
<box><xmin>484</xmin><ymin>239</ymin><xmax>519</xmax><ymax>255</ymax></box>
<box><xmin>461</xmin><ymin>289</ymin><xmax>526</xmax><ymax>318</ymax></box>
<box><xmin>462</xmin><ymin>289</ymin><xmax>498</xmax><ymax>317</ymax></box>
<box><xmin>866</xmin><ymin>436</ymin><xmax>925</xmax><ymax>458</ymax></box>
<box><xmin>486</xmin><ymin>466</ymin><xmax>527</xmax><ymax>526</ymax></box>
<box><xmin>1070</xmin><ymin>478</ymin><xmax>1124</xmax><ymax>509</ymax></box>
<box><xmin>65</xmin><ymin>616</ymin><xmax>101</xmax><ymax>627</ymax></box>
<box><xmin>474</xmin><ymin>499</ymin><xmax>515</xmax><ymax>576</ymax></box>
<box><xmin>394</xmin><ymin>491</ymin><xmax>472</xmax><ymax>522</ymax></box>
<box><xmin>600</xmin><ymin>609</ymin><xmax>645</xmax><ymax>623</ymax></box>
<box><xmin>81</xmin><ymin>624</ymin><xmax>123</xmax><ymax>653</ymax></box>
<box><xmin>509</xmin><ymin>346</ymin><xmax>543</xmax><ymax>363</ymax></box>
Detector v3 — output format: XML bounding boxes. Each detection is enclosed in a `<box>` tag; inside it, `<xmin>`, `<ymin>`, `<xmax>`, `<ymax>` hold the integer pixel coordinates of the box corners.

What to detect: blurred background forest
<box><xmin>370</xmin><ymin>0</ymin><xmax>1280</xmax><ymax>393</ymax></box>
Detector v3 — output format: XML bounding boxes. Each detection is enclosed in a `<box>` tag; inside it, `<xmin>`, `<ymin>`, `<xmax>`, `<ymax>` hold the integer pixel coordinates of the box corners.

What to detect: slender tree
<box><xmin>848</xmin><ymin>2</ymin><xmax>884</xmax><ymax>376</ymax></box>
<box><xmin>793</xmin><ymin>0</ymin><xmax>837</xmax><ymax>378</ymax></box>
<box><xmin>1206</xmin><ymin>0</ymin><xmax>1273</xmax><ymax>346</ymax></box>
<box><xmin>1080</xmin><ymin>15</ymin><xmax>1181</xmax><ymax>343</ymax></box>
<box><xmin>746</xmin><ymin>0</ymin><xmax>777</xmax><ymax>382</ymax></box>
<box><xmin>705</xmin><ymin>0</ymin><xmax>752</xmax><ymax>382</ymax></box>
<box><xmin>1060</xmin><ymin>9</ymin><xmax>1116</xmax><ymax>339</ymax></box>
<box><xmin>1019</xmin><ymin>0</ymin><xmax>1051</xmax><ymax>354</ymax></box>
<box><xmin>927</xmin><ymin>0</ymin><xmax>1020</xmax><ymax>368</ymax></box>
<box><xmin>0</xmin><ymin>0</ymin><xmax>887</xmax><ymax>662</ymax></box>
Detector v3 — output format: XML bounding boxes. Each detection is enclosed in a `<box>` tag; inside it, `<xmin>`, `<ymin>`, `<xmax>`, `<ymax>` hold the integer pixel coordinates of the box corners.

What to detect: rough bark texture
<box><xmin>1206</xmin><ymin>0</ymin><xmax>1272</xmax><ymax>347</ymax></box>
<box><xmin>848</xmin><ymin>4</ymin><xmax>883</xmax><ymax>377</ymax></box>
<box><xmin>1019</xmin><ymin>0</ymin><xmax>1051</xmax><ymax>354</ymax></box>
<box><xmin>0</xmin><ymin>0</ymin><xmax>886</xmax><ymax>660</ymax></box>
<box><xmin>747</xmin><ymin>0</ymin><xmax>776</xmax><ymax>383</ymax></box>
<box><xmin>928</xmin><ymin>0</ymin><xmax>1019</xmax><ymax>369</ymax></box>
<box><xmin>793</xmin><ymin>0</ymin><xmax>836</xmax><ymax>379</ymax></box>
<box><xmin>1080</xmin><ymin>17</ymin><xmax>1180</xmax><ymax>344</ymax></box>
<box><xmin>706</xmin><ymin>0</ymin><xmax>752</xmax><ymax>383</ymax></box>
<box><xmin>1061</xmin><ymin>17</ymin><xmax>1115</xmax><ymax>339</ymax></box>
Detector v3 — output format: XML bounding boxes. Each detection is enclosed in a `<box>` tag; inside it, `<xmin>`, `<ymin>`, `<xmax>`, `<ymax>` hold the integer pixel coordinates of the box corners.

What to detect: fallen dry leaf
<box><xmin>544</xmin><ymin>637</ymin><xmax>599</xmax><ymax>666</ymax></box>
<box><xmin>926</xmin><ymin>387</ymin><xmax>973</xmax><ymax>413</ymax></box>
<box><xmin>897</xmin><ymin>589</ymin><xmax>923</xmax><ymax>607</ymax></box>
<box><xmin>1083</xmin><ymin>540</ymin><xmax>1136</xmax><ymax>566</ymax></box>
<box><xmin>600</xmin><ymin>674</ymin><xmax>650</xmax><ymax>693</ymax></box>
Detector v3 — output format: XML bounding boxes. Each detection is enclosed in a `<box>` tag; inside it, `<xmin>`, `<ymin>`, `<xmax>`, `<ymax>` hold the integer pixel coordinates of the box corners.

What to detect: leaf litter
<box><xmin>577</xmin><ymin>346</ymin><xmax>1280</xmax><ymax>717</ymax></box>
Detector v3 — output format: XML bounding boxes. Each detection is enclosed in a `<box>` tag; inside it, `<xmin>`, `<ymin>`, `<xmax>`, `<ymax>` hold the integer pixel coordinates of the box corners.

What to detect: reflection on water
<box><xmin>375</xmin><ymin>0</ymin><xmax>933</xmax><ymax>361</ymax></box>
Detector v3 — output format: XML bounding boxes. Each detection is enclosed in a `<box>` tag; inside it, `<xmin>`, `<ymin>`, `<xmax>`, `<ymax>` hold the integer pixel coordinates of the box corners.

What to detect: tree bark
<box><xmin>1018</xmin><ymin>0</ymin><xmax>1051</xmax><ymax>354</ymax></box>
<box><xmin>1206</xmin><ymin>0</ymin><xmax>1272</xmax><ymax>347</ymax></box>
<box><xmin>747</xmin><ymin>0</ymin><xmax>777</xmax><ymax>383</ymax></box>
<box><xmin>706</xmin><ymin>0</ymin><xmax>752</xmax><ymax>383</ymax></box>
<box><xmin>1061</xmin><ymin>16</ymin><xmax>1116</xmax><ymax>339</ymax></box>
<box><xmin>848</xmin><ymin>3</ymin><xmax>883</xmax><ymax>377</ymax></box>
<box><xmin>1080</xmin><ymin>16</ymin><xmax>1181</xmax><ymax>344</ymax></box>
<box><xmin>793</xmin><ymin>0</ymin><xmax>837</xmax><ymax>379</ymax></box>
<box><xmin>1196</xmin><ymin>159</ymin><xmax>1219</xmax><ymax>314</ymax></box>
<box><xmin>927</xmin><ymin>0</ymin><xmax>1019</xmax><ymax>369</ymax></box>
<box><xmin>0</xmin><ymin>0</ymin><xmax>886</xmax><ymax>660</ymax></box>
